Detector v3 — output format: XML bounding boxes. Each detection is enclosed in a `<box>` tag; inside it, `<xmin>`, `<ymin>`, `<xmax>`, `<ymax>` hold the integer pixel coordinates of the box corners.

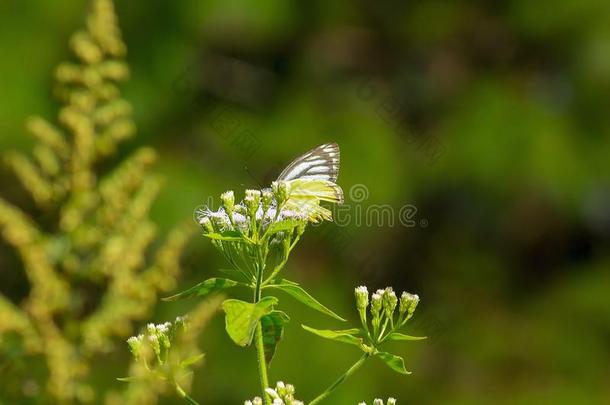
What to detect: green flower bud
<box><xmin>383</xmin><ymin>287</ymin><xmax>397</xmax><ymax>316</ymax></box>
<box><xmin>276</xmin><ymin>381</ymin><xmax>287</xmax><ymax>396</ymax></box>
<box><xmin>399</xmin><ymin>292</ymin><xmax>419</xmax><ymax>316</ymax></box>
<box><xmin>387</xmin><ymin>398</ymin><xmax>397</xmax><ymax>405</ymax></box>
<box><xmin>272</xmin><ymin>181</ymin><xmax>288</xmax><ymax>205</ymax></box>
<box><xmin>199</xmin><ymin>217</ymin><xmax>214</xmax><ymax>233</ymax></box>
<box><xmin>244</xmin><ymin>189</ymin><xmax>261</xmax><ymax>214</ymax></box>
<box><xmin>148</xmin><ymin>334</ymin><xmax>161</xmax><ymax>361</ymax></box>
<box><xmin>371</xmin><ymin>292</ymin><xmax>382</xmax><ymax>316</ymax></box>
<box><xmin>126</xmin><ymin>334</ymin><xmax>143</xmax><ymax>361</ymax></box>
<box><xmin>234</xmin><ymin>204</ymin><xmax>247</xmax><ymax>215</ymax></box>
<box><xmin>221</xmin><ymin>190</ymin><xmax>235</xmax><ymax>214</ymax></box>
<box><xmin>355</xmin><ymin>286</ymin><xmax>369</xmax><ymax>311</ymax></box>
<box><xmin>262</xmin><ymin>189</ymin><xmax>273</xmax><ymax>211</ymax></box>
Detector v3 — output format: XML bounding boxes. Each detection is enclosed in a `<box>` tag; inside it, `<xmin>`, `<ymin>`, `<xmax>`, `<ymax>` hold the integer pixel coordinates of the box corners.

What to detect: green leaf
<box><xmin>179</xmin><ymin>353</ymin><xmax>206</xmax><ymax>369</ymax></box>
<box><xmin>333</xmin><ymin>328</ymin><xmax>364</xmax><ymax>335</ymax></box>
<box><xmin>269</xmin><ymin>280</ymin><xmax>346</xmax><ymax>321</ymax></box>
<box><xmin>162</xmin><ymin>278</ymin><xmax>239</xmax><ymax>301</ymax></box>
<box><xmin>386</xmin><ymin>332</ymin><xmax>427</xmax><ymax>341</ymax></box>
<box><xmin>222</xmin><ymin>297</ymin><xmax>278</xmax><ymax>346</ymax></box>
<box><xmin>263</xmin><ymin>219</ymin><xmax>302</xmax><ymax>238</ymax></box>
<box><xmin>204</xmin><ymin>231</ymin><xmax>244</xmax><ymax>241</ymax></box>
<box><xmin>376</xmin><ymin>351</ymin><xmax>410</xmax><ymax>375</ymax></box>
<box><xmin>261</xmin><ymin>310</ymin><xmax>290</xmax><ymax>366</ymax></box>
<box><xmin>301</xmin><ymin>325</ymin><xmax>363</xmax><ymax>347</ymax></box>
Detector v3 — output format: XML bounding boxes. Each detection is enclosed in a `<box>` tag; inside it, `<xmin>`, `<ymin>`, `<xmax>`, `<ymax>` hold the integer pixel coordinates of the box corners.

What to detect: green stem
<box><xmin>254</xmin><ymin>255</ymin><xmax>271</xmax><ymax>405</ymax></box>
<box><xmin>175</xmin><ymin>382</ymin><xmax>200</xmax><ymax>405</ymax></box>
<box><xmin>309</xmin><ymin>353</ymin><xmax>370</xmax><ymax>405</ymax></box>
<box><xmin>255</xmin><ymin>321</ymin><xmax>270</xmax><ymax>405</ymax></box>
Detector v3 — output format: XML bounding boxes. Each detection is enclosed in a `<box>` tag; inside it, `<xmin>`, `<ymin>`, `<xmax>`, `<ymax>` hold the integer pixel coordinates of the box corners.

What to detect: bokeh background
<box><xmin>2</xmin><ymin>0</ymin><xmax>610</xmax><ymax>403</ymax></box>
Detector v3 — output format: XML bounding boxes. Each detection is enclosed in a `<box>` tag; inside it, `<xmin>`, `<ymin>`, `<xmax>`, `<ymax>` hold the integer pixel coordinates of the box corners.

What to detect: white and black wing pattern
<box><xmin>276</xmin><ymin>142</ymin><xmax>340</xmax><ymax>182</ymax></box>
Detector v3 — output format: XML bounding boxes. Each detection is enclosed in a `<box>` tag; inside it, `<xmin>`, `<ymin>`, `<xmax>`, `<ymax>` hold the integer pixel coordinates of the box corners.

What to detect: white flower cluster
<box><xmin>126</xmin><ymin>316</ymin><xmax>188</xmax><ymax>364</ymax></box>
<box><xmin>358</xmin><ymin>398</ymin><xmax>396</xmax><ymax>405</ymax></box>
<box><xmin>196</xmin><ymin>186</ymin><xmax>309</xmax><ymax>236</ymax></box>
<box><xmin>354</xmin><ymin>285</ymin><xmax>420</xmax><ymax>343</ymax></box>
<box><xmin>245</xmin><ymin>381</ymin><xmax>303</xmax><ymax>405</ymax></box>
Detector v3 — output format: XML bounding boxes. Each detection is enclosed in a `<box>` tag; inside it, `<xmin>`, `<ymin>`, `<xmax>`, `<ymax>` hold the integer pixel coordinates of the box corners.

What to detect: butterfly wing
<box><xmin>277</xmin><ymin>142</ymin><xmax>340</xmax><ymax>182</ymax></box>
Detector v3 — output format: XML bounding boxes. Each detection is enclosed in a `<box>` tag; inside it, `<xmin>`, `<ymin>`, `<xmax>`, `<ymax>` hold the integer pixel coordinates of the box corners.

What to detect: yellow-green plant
<box><xmin>0</xmin><ymin>0</ymin><xmax>195</xmax><ymax>402</ymax></box>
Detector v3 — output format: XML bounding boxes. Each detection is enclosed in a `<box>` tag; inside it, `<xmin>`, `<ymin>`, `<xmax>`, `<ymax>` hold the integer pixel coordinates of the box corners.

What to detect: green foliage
<box><xmin>0</xmin><ymin>1</ymin><xmax>194</xmax><ymax>402</ymax></box>
<box><xmin>376</xmin><ymin>352</ymin><xmax>409</xmax><ymax>375</ymax></box>
<box><xmin>300</xmin><ymin>325</ymin><xmax>363</xmax><ymax>347</ymax></box>
<box><xmin>304</xmin><ymin>286</ymin><xmax>425</xmax><ymax>380</ymax></box>
<box><xmin>266</xmin><ymin>280</ymin><xmax>346</xmax><ymax>321</ymax></box>
<box><xmin>261</xmin><ymin>310</ymin><xmax>290</xmax><ymax>365</ymax></box>
<box><xmin>162</xmin><ymin>277</ymin><xmax>242</xmax><ymax>301</ymax></box>
<box><xmin>222</xmin><ymin>296</ymin><xmax>278</xmax><ymax>346</ymax></box>
<box><xmin>113</xmin><ymin>297</ymin><xmax>222</xmax><ymax>405</ymax></box>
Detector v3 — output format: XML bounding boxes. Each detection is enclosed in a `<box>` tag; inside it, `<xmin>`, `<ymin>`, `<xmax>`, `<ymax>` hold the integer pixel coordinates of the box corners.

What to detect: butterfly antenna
<box><xmin>243</xmin><ymin>165</ymin><xmax>265</xmax><ymax>188</ymax></box>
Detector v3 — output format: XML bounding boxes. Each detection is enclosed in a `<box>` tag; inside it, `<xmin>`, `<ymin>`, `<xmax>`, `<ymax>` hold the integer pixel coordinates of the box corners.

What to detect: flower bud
<box><xmin>275</xmin><ymin>381</ymin><xmax>286</xmax><ymax>396</ymax></box>
<box><xmin>199</xmin><ymin>216</ymin><xmax>214</xmax><ymax>233</ymax></box>
<box><xmin>371</xmin><ymin>292</ymin><xmax>382</xmax><ymax>316</ymax></box>
<box><xmin>244</xmin><ymin>189</ymin><xmax>261</xmax><ymax>214</ymax></box>
<box><xmin>387</xmin><ymin>398</ymin><xmax>397</xmax><ymax>405</ymax></box>
<box><xmin>382</xmin><ymin>287</ymin><xmax>397</xmax><ymax>315</ymax></box>
<box><xmin>148</xmin><ymin>334</ymin><xmax>161</xmax><ymax>359</ymax></box>
<box><xmin>399</xmin><ymin>292</ymin><xmax>419</xmax><ymax>316</ymax></box>
<box><xmin>262</xmin><ymin>189</ymin><xmax>273</xmax><ymax>211</ymax></box>
<box><xmin>355</xmin><ymin>286</ymin><xmax>369</xmax><ymax>311</ymax></box>
<box><xmin>272</xmin><ymin>181</ymin><xmax>288</xmax><ymax>205</ymax></box>
<box><xmin>126</xmin><ymin>335</ymin><xmax>143</xmax><ymax>360</ymax></box>
<box><xmin>374</xmin><ymin>399</ymin><xmax>384</xmax><ymax>405</ymax></box>
<box><xmin>221</xmin><ymin>190</ymin><xmax>235</xmax><ymax>214</ymax></box>
<box><xmin>265</xmin><ymin>388</ymin><xmax>280</xmax><ymax>400</ymax></box>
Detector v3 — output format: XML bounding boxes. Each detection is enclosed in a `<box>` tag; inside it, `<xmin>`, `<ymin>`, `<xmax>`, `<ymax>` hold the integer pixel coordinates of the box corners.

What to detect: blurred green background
<box><xmin>1</xmin><ymin>0</ymin><xmax>610</xmax><ymax>403</ymax></box>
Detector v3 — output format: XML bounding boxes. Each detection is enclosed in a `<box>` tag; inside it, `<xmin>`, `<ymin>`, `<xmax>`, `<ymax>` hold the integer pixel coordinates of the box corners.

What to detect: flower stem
<box><xmin>175</xmin><ymin>382</ymin><xmax>200</xmax><ymax>405</ymax></box>
<box><xmin>255</xmin><ymin>321</ymin><xmax>271</xmax><ymax>405</ymax></box>
<box><xmin>254</xmin><ymin>256</ymin><xmax>271</xmax><ymax>405</ymax></box>
<box><xmin>309</xmin><ymin>353</ymin><xmax>370</xmax><ymax>405</ymax></box>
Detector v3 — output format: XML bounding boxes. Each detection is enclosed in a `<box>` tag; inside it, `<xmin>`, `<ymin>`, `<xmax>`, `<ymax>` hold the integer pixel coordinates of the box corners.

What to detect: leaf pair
<box><xmin>301</xmin><ymin>325</ymin><xmax>426</xmax><ymax>375</ymax></box>
<box><xmin>163</xmin><ymin>276</ymin><xmax>347</xmax><ymax>366</ymax></box>
<box><xmin>222</xmin><ymin>297</ymin><xmax>278</xmax><ymax>346</ymax></box>
<box><xmin>222</xmin><ymin>297</ymin><xmax>289</xmax><ymax>365</ymax></box>
<box><xmin>164</xmin><ymin>277</ymin><xmax>345</xmax><ymax>322</ymax></box>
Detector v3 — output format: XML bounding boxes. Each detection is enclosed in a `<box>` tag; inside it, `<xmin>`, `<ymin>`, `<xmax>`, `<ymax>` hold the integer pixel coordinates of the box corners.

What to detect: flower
<box><xmin>382</xmin><ymin>287</ymin><xmax>397</xmax><ymax>316</ymax></box>
<box><xmin>247</xmin><ymin>381</ymin><xmax>303</xmax><ymax>405</ymax></box>
<box><xmin>355</xmin><ymin>286</ymin><xmax>369</xmax><ymax>310</ymax></box>
<box><xmin>399</xmin><ymin>292</ymin><xmax>419</xmax><ymax>316</ymax></box>
<box><xmin>371</xmin><ymin>292</ymin><xmax>383</xmax><ymax>316</ymax></box>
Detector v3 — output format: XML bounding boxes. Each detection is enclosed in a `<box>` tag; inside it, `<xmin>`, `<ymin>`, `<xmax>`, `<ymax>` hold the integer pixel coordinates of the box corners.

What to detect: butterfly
<box><xmin>274</xmin><ymin>143</ymin><xmax>344</xmax><ymax>222</ymax></box>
